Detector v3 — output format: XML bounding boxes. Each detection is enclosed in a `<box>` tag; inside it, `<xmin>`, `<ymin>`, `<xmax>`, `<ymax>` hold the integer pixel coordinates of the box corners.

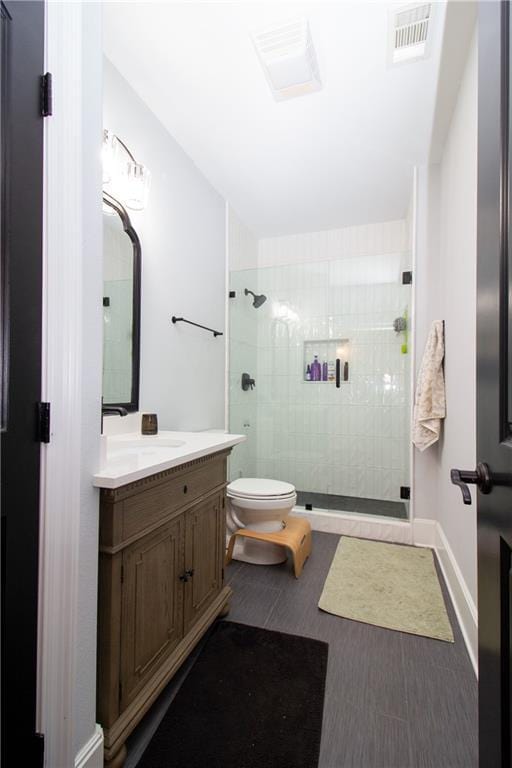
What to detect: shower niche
<box><xmin>303</xmin><ymin>339</ymin><xmax>350</xmax><ymax>383</ymax></box>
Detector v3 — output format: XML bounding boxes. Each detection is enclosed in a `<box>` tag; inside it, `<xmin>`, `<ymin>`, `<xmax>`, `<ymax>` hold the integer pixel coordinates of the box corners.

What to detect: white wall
<box><xmin>228</xmin><ymin>205</ymin><xmax>258</xmax><ymax>272</ymax></box>
<box><xmin>437</xmin><ymin>31</ymin><xmax>478</xmax><ymax>602</ymax></box>
<box><xmin>412</xmin><ymin>163</ymin><xmax>442</xmax><ymax>524</ymax></box>
<box><xmin>413</xmin><ymin>30</ymin><xmax>477</xmax><ymax>608</ymax></box>
<box><xmin>104</xmin><ymin>59</ymin><xmax>226</xmax><ymax>431</ymax></box>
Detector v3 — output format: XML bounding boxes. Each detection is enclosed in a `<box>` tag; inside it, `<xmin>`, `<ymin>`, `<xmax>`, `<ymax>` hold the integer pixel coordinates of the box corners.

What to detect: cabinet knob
<box><xmin>183</xmin><ymin>484</ymin><xmax>188</xmax><ymax>494</ymax></box>
<box><xmin>179</xmin><ymin>569</ymin><xmax>194</xmax><ymax>583</ymax></box>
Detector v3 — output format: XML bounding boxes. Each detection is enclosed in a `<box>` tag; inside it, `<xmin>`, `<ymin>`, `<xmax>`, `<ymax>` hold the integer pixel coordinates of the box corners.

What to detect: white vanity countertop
<box><xmin>93</xmin><ymin>431</ymin><xmax>246</xmax><ymax>489</ymax></box>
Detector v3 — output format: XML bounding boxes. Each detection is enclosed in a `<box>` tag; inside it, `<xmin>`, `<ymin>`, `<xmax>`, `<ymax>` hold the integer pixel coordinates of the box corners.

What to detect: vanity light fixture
<box><xmin>102</xmin><ymin>129</ymin><xmax>116</xmax><ymax>185</ymax></box>
<box><xmin>102</xmin><ymin>129</ymin><xmax>151</xmax><ymax>211</ymax></box>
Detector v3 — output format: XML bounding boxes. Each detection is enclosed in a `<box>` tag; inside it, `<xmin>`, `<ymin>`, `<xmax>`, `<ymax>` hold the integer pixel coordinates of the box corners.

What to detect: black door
<box><xmin>469</xmin><ymin>2</ymin><xmax>512</xmax><ymax>766</ymax></box>
<box><xmin>1</xmin><ymin>1</ymin><xmax>45</xmax><ymax>764</ymax></box>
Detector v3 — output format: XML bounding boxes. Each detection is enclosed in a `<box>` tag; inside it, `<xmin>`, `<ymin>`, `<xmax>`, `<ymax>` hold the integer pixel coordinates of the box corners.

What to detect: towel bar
<box><xmin>171</xmin><ymin>315</ymin><xmax>223</xmax><ymax>337</ymax></box>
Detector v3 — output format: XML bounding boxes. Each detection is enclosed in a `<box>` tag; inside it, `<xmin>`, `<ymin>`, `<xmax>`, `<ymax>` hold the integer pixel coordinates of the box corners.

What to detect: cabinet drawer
<box><xmin>122</xmin><ymin>456</ymin><xmax>226</xmax><ymax>542</ymax></box>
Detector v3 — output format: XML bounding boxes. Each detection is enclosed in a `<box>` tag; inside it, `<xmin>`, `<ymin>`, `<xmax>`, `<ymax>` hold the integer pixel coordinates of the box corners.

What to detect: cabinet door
<box><xmin>120</xmin><ymin>515</ymin><xmax>184</xmax><ymax>709</ymax></box>
<box><xmin>184</xmin><ymin>494</ymin><xmax>224</xmax><ymax>634</ymax></box>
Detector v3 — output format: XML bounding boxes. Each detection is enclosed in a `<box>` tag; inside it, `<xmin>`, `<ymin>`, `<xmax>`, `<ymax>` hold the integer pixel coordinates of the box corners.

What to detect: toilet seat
<box><xmin>227</xmin><ymin>477</ymin><xmax>295</xmax><ymax>501</ymax></box>
<box><xmin>226</xmin><ymin>478</ymin><xmax>297</xmax><ymax>566</ymax></box>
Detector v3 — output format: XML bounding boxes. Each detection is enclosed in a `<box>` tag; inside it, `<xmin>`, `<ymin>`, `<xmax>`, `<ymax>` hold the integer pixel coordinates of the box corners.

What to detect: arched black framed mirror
<box><xmin>102</xmin><ymin>191</ymin><xmax>141</xmax><ymax>412</ymax></box>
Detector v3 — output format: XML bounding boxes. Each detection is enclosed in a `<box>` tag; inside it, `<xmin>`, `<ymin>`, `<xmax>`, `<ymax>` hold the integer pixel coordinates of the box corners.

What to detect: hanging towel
<box><xmin>413</xmin><ymin>320</ymin><xmax>446</xmax><ymax>451</ymax></box>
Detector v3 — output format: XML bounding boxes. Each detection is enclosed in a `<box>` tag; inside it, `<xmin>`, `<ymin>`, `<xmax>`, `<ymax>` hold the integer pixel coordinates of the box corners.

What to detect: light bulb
<box><xmin>124</xmin><ymin>161</ymin><xmax>151</xmax><ymax>211</ymax></box>
<box><xmin>102</xmin><ymin>129</ymin><xmax>118</xmax><ymax>185</ymax></box>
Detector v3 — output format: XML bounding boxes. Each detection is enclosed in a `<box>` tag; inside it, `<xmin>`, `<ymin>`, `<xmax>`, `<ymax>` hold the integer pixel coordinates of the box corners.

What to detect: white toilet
<box><xmin>226</xmin><ymin>478</ymin><xmax>297</xmax><ymax>565</ymax></box>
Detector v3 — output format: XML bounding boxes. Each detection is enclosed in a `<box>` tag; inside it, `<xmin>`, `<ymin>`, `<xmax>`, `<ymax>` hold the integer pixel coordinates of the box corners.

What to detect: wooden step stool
<box><xmin>226</xmin><ymin>515</ymin><xmax>312</xmax><ymax>578</ymax></box>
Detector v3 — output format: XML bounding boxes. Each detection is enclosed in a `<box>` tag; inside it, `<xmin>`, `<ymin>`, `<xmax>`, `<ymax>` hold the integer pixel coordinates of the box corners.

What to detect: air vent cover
<box><xmin>391</xmin><ymin>3</ymin><xmax>431</xmax><ymax>64</ymax></box>
<box><xmin>252</xmin><ymin>19</ymin><xmax>322</xmax><ymax>102</ymax></box>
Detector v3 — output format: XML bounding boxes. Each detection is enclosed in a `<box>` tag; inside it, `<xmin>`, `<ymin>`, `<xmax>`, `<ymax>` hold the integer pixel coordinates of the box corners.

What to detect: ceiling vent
<box><xmin>390</xmin><ymin>3</ymin><xmax>432</xmax><ymax>65</ymax></box>
<box><xmin>251</xmin><ymin>19</ymin><xmax>322</xmax><ymax>102</ymax></box>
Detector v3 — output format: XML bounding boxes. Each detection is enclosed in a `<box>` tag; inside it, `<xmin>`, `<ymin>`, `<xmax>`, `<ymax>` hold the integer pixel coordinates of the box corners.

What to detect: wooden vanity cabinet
<box><xmin>119</xmin><ymin>515</ymin><xmax>185</xmax><ymax>712</ymax></box>
<box><xmin>183</xmin><ymin>493</ymin><xmax>225</xmax><ymax>634</ymax></box>
<box><xmin>97</xmin><ymin>450</ymin><xmax>232</xmax><ymax>768</ymax></box>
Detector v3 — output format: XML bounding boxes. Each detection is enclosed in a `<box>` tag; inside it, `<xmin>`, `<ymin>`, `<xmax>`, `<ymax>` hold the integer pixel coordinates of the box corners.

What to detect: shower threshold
<box><xmin>295</xmin><ymin>491</ymin><xmax>407</xmax><ymax>520</ymax></box>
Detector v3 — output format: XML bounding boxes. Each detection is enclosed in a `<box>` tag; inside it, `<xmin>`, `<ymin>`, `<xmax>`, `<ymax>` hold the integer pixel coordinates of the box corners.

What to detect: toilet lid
<box><xmin>227</xmin><ymin>477</ymin><xmax>296</xmax><ymax>500</ymax></box>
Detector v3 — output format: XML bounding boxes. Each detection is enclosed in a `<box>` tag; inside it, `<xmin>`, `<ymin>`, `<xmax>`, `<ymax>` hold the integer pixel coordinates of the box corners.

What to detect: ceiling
<box><xmin>104</xmin><ymin>1</ymin><xmax>447</xmax><ymax>237</ymax></box>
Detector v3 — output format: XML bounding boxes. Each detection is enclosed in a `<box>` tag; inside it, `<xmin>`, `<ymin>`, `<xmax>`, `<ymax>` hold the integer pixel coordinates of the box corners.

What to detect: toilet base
<box><xmin>231</xmin><ymin>536</ymin><xmax>287</xmax><ymax>566</ymax></box>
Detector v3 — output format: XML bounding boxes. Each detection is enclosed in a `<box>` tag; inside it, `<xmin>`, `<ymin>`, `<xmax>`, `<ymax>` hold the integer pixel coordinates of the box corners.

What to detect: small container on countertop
<box><xmin>141</xmin><ymin>413</ymin><xmax>158</xmax><ymax>435</ymax></box>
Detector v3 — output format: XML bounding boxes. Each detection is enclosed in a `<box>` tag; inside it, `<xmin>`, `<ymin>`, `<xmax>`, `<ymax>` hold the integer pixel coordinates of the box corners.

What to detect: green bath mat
<box><xmin>318</xmin><ymin>537</ymin><xmax>454</xmax><ymax>642</ymax></box>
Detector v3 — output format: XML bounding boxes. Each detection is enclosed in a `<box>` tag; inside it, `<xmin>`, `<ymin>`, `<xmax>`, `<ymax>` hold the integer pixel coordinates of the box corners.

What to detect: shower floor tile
<box><xmin>296</xmin><ymin>490</ymin><xmax>407</xmax><ymax>519</ymax></box>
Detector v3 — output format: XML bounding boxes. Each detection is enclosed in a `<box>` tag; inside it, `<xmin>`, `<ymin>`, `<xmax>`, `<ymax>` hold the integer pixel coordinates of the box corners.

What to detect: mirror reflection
<box><xmin>102</xmin><ymin>194</ymin><xmax>140</xmax><ymax>410</ymax></box>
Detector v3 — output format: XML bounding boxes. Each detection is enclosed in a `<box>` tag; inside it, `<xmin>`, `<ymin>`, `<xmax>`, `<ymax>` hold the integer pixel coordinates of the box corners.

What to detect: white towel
<box><xmin>413</xmin><ymin>320</ymin><xmax>446</xmax><ymax>451</ymax></box>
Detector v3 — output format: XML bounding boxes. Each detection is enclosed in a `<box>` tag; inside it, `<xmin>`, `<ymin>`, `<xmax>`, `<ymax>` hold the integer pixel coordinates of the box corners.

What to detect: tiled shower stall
<box><xmin>229</xmin><ymin>215</ymin><xmax>412</xmax><ymax>519</ymax></box>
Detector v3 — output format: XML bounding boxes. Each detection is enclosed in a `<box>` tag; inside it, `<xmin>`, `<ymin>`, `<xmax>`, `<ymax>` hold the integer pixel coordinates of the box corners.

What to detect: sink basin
<box><xmin>94</xmin><ymin>430</ymin><xmax>247</xmax><ymax>488</ymax></box>
<box><xmin>107</xmin><ymin>436</ymin><xmax>186</xmax><ymax>455</ymax></box>
<box><xmin>111</xmin><ymin>437</ymin><xmax>185</xmax><ymax>449</ymax></box>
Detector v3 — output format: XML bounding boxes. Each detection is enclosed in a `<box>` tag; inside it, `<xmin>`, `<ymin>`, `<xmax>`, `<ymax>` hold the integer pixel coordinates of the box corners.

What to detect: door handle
<box><xmin>450</xmin><ymin>462</ymin><xmax>512</xmax><ymax>505</ymax></box>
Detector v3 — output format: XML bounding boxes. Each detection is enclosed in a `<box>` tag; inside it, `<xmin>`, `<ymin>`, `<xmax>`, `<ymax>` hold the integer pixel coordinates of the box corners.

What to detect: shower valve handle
<box><xmin>241</xmin><ymin>373</ymin><xmax>255</xmax><ymax>391</ymax></box>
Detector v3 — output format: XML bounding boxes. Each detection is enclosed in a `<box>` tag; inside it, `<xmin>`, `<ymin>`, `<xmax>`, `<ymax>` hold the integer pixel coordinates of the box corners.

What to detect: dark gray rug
<box><xmin>137</xmin><ymin>620</ymin><xmax>328</xmax><ymax>768</ymax></box>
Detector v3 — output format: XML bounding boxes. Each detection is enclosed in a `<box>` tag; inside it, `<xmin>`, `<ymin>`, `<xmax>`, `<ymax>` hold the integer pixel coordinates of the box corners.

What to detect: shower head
<box><xmin>252</xmin><ymin>294</ymin><xmax>267</xmax><ymax>308</ymax></box>
<box><xmin>244</xmin><ymin>288</ymin><xmax>267</xmax><ymax>308</ymax></box>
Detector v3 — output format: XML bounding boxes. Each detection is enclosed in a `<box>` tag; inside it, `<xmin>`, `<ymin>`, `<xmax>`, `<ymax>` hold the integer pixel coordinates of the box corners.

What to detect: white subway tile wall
<box><xmin>227</xmin><ymin>209</ymin><xmax>260</xmax><ymax>479</ymax></box>
<box><xmin>228</xmin><ymin>268</ymin><xmax>259</xmax><ymax>480</ymax></box>
<box><xmin>258</xmin><ymin>220</ymin><xmax>407</xmax><ymax>269</ymax></box>
<box><xmin>228</xmin><ymin>216</ymin><xmax>412</xmax><ymax>508</ymax></box>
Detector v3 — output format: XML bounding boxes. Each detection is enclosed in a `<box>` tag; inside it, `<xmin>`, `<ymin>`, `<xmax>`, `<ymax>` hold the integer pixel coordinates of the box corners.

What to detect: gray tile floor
<box><xmin>296</xmin><ymin>491</ymin><xmax>408</xmax><ymax>519</ymax></box>
<box><xmin>126</xmin><ymin>531</ymin><xmax>478</xmax><ymax>768</ymax></box>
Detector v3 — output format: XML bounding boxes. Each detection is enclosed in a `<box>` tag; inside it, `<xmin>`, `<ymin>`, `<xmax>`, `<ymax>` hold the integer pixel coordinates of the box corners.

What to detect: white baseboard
<box><xmin>75</xmin><ymin>725</ymin><xmax>104</xmax><ymax>768</ymax></box>
<box><xmin>293</xmin><ymin>508</ymin><xmax>439</xmax><ymax>549</ymax></box>
<box><xmin>434</xmin><ymin>524</ymin><xmax>478</xmax><ymax>676</ymax></box>
<box><xmin>293</xmin><ymin>508</ymin><xmax>413</xmax><ymax>544</ymax></box>
<box><xmin>412</xmin><ymin>517</ymin><xmax>438</xmax><ymax>547</ymax></box>
<box><xmin>294</xmin><ymin>508</ymin><xmax>477</xmax><ymax>676</ymax></box>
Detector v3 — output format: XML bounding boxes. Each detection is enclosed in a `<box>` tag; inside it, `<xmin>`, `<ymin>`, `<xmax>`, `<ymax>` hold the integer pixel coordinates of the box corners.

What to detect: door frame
<box><xmin>37</xmin><ymin>3</ymin><xmax>104</xmax><ymax>766</ymax></box>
